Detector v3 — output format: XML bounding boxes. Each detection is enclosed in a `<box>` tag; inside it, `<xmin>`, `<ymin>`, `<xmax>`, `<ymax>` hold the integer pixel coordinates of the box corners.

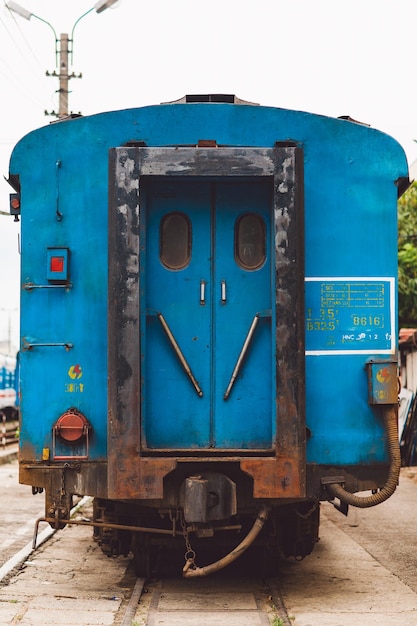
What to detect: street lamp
<box><xmin>6</xmin><ymin>0</ymin><xmax>119</xmax><ymax>118</ymax></box>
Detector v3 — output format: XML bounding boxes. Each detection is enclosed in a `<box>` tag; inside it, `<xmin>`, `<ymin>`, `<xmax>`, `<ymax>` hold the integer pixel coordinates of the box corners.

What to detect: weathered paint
<box><xmin>10</xmin><ymin>100</ymin><xmax>408</xmax><ymax>503</ymax></box>
<box><xmin>108</xmin><ymin>146</ymin><xmax>304</xmax><ymax>499</ymax></box>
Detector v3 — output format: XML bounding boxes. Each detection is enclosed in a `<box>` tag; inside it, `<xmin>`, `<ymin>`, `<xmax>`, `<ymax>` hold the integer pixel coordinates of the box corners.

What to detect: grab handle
<box><xmin>221</xmin><ymin>280</ymin><xmax>226</xmax><ymax>304</ymax></box>
<box><xmin>223</xmin><ymin>314</ymin><xmax>259</xmax><ymax>400</ymax></box>
<box><xmin>157</xmin><ymin>313</ymin><xmax>203</xmax><ymax>397</ymax></box>
<box><xmin>200</xmin><ymin>280</ymin><xmax>206</xmax><ymax>305</ymax></box>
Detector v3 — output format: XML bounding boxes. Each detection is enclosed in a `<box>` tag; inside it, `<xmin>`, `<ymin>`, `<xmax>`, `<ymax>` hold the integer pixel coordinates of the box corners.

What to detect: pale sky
<box><xmin>1</xmin><ymin>0</ymin><xmax>417</xmax><ymax>351</ymax></box>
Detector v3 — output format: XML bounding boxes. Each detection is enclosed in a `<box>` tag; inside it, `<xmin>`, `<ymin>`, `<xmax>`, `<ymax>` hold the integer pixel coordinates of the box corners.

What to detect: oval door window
<box><xmin>160</xmin><ymin>212</ymin><xmax>191</xmax><ymax>269</ymax></box>
<box><xmin>235</xmin><ymin>213</ymin><xmax>266</xmax><ymax>270</ymax></box>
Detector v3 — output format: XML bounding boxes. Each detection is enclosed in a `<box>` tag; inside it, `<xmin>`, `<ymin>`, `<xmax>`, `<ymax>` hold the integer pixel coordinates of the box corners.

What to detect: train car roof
<box><xmin>8</xmin><ymin>96</ymin><xmax>410</xmax><ymax>196</ymax></box>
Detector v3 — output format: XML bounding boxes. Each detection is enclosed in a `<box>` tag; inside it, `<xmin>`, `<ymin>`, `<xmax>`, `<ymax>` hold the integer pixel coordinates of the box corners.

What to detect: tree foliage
<box><xmin>398</xmin><ymin>182</ymin><xmax>417</xmax><ymax>326</ymax></box>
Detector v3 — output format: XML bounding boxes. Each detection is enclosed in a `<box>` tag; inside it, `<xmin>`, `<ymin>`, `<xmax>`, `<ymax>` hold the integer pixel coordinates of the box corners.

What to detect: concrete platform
<box><xmin>278</xmin><ymin>471</ymin><xmax>417</xmax><ymax>625</ymax></box>
<box><xmin>1</xmin><ymin>460</ymin><xmax>417</xmax><ymax>625</ymax></box>
<box><xmin>0</xmin><ymin>444</ymin><xmax>18</xmax><ymax>465</ymax></box>
<box><xmin>0</xmin><ymin>519</ymin><xmax>130</xmax><ymax>625</ymax></box>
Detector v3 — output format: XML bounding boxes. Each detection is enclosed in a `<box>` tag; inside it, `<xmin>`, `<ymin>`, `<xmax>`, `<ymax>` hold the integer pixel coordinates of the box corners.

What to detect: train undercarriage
<box><xmin>92</xmin><ymin>496</ymin><xmax>321</xmax><ymax>578</ymax></box>
<box><xmin>22</xmin><ymin>457</ymin><xmax>391</xmax><ymax>578</ymax></box>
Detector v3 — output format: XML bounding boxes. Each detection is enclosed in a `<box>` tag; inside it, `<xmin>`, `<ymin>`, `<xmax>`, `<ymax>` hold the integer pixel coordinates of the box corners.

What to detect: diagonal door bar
<box><xmin>223</xmin><ymin>314</ymin><xmax>259</xmax><ymax>401</ymax></box>
<box><xmin>157</xmin><ymin>312</ymin><xmax>203</xmax><ymax>397</ymax></box>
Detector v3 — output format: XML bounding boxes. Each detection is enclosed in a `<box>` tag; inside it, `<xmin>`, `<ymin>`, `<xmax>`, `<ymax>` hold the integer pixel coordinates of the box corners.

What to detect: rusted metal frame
<box><xmin>19</xmin><ymin>461</ymin><xmax>108</xmax><ymax>504</ymax></box>
<box><xmin>108</xmin><ymin>146</ymin><xmax>304</xmax><ymax>500</ymax></box>
<box><xmin>274</xmin><ymin>144</ymin><xmax>305</xmax><ymax>497</ymax></box>
<box><xmin>32</xmin><ymin>516</ymin><xmax>242</xmax><ymax>550</ymax></box>
<box><xmin>108</xmin><ymin>148</ymin><xmax>150</xmax><ymax>499</ymax></box>
<box><xmin>133</xmin><ymin>147</ymin><xmax>276</xmax><ymax>177</ymax></box>
<box><xmin>241</xmin><ymin>145</ymin><xmax>305</xmax><ymax>498</ymax></box>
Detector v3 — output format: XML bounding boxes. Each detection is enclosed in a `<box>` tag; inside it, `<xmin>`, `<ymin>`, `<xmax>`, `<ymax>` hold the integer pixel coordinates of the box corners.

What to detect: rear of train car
<box><xmin>8</xmin><ymin>95</ymin><xmax>409</xmax><ymax>575</ymax></box>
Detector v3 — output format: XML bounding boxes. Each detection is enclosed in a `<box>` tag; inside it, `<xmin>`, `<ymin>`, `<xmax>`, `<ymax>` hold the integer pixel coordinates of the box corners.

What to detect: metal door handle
<box><xmin>221</xmin><ymin>280</ymin><xmax>226</xmax><ymax>304</ymax></box>
<box><xmin>200</xmin><ymin>280</ymin><xmax>206</xmax><ymax>305</ymax></box>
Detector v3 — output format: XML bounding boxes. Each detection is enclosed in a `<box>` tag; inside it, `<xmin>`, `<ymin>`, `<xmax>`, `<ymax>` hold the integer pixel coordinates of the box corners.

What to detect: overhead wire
<box><xmin>1</xmin><ymin>1</ymin><xmax>46</xmax><ymax>71</ymax></box>
<box><xmin>0</xmin><ymin>1</ymin><xmax>54</xmax><ymax>109</ymax></box>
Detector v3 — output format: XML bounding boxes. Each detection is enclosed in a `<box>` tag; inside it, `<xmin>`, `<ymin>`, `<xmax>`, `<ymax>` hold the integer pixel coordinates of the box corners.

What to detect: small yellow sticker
<box><xmin>376</xmin><ymin>367</ymin><xmax>391</xmax><ymax>384</ymax></box>
<box><xmin>68</xmin><ymin>364</ymin><xmax>83</xmax><ymax>380</ymax></box>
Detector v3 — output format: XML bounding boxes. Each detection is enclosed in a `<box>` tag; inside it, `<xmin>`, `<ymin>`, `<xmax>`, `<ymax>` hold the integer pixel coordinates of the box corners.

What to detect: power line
<box><xmin>0</xmin><ymin>2</ymin><xmax>54</xmax><ymax>109</ymax></box>
<box><xmin>0</xmin><ymin>59</ymin><xmax>46</xmax><ymax>108</ymax></box>
<box><xmin>1</xmin><ymin>2</ymin><xmax>45</xmax><ymax>72</ymax></box>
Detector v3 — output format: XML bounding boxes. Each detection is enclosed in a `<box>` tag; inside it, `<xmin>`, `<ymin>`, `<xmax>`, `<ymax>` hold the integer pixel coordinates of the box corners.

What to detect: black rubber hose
<box><xmin>327</xmin><ymin>405</ymin><xmax>400</xmax><ymax>508</ymax></box>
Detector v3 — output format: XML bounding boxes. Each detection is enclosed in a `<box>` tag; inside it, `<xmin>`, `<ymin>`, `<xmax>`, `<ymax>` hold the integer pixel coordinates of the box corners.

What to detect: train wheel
<box><xmin>281</xmin><ymin>501</ymin><xmax>320</xmax><ymax>559</ymax></box>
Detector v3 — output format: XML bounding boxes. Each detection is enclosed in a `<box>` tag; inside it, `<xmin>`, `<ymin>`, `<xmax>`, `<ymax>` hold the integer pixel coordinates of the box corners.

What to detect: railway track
<box><xmin>0</xmin><ymin>475</ymin><xmax>291</xmax><ymax>625</ymax></box>
<box><xmin>139</xmin><ymin>576</ymin><xmax>291</xmax><ymax>626</ymax></box>
<box><xmin>3</xmin><ymin>459</ymin><xmax>417</xmax><ymax>625</ymax></box>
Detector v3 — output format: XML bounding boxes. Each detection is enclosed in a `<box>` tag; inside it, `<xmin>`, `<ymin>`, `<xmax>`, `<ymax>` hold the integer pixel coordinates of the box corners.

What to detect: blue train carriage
<box><xmin>0</xmin><ymin>352</ymin><xmax>18</xmax><ymax>421</ymax></box>
<box><xmin>8</xmin><ymin>95</ymin><xmax>409</xmax><ymax>577</ymax></box>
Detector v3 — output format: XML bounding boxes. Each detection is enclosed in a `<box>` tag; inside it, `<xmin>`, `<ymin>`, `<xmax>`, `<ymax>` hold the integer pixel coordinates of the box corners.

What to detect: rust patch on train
<box><xmin>241</xmin><ymin>458</ymin><xmax>302</xmax><ymax>498</ymax></box>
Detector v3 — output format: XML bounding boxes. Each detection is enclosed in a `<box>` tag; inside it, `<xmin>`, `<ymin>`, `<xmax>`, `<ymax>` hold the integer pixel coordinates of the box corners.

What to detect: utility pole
<box><xmin>45</xmin><ymin>33</ymin><xmax>82</xmax><ymax>118</ymax></box>
<box><xmin>59</xmin><ymin>33</ymin><xmax>70</xmax><ymax>118</ymax></box>
<box><xmin>6</xmin><ymin>1</ymin><xmax>119</xmax><ymax>119</ymax></box>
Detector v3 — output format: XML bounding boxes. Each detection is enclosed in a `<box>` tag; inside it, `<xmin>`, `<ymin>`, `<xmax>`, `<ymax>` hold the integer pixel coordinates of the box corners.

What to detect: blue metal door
<box><xmin>143</xmin><ymin>178</ymin><xmax>274</xmax><ymax>450</ymax></box>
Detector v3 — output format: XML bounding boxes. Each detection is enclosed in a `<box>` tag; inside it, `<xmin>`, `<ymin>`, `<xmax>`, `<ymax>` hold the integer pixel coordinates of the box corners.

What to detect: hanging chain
<box><xmin>61</xmin><ymin>466</ymin><xmax>66</xmax><ymax>497</ymax></box>
<box><xmin>295</xmin><ymin>500</ymin><xmax>319</xmax><ymax>519</ymax></box>
<box><xmin>181</xmin><ymin>514</ymin><xmax>197</xmax><ymax>570</ymax></box>
<box><xmin>169</xmin><ymin>509</ymin><xmax>179</xmax><ymax>536</ymax></box>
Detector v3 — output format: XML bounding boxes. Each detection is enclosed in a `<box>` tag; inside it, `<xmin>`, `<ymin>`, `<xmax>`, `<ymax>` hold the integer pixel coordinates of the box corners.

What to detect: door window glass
<box><xmin>160</xmin><ymin>212</ymin><xmax>191</xmax><ymax>269</ymax></box>
<box><xmin>235</xmin><ymin>213</ymin><xmax>266</xmax><ymax>270</ymax></box>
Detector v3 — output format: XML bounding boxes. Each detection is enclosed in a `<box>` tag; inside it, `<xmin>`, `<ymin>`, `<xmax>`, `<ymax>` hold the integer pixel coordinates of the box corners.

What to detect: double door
<box><xmin>143</xmin><ymin>178</ymin><xmax>275</xmax><ymax>450</ymax></box>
